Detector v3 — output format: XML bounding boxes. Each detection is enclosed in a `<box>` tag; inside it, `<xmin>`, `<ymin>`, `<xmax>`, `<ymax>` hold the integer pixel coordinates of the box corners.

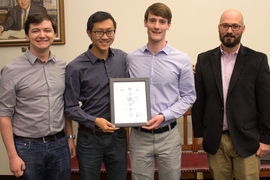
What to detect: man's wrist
<box><xmin>67</xmin><ymin>135</ymin><xmax>75</xmax><ymax>139</ymax></box>
<box><xmin>158</xmin><ymin>113</ymin><xmax>165</xmax><ymax>122</ymax></box>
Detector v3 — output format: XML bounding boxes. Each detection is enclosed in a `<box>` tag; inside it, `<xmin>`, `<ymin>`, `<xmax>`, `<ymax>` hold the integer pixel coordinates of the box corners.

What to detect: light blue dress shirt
<box><xmin>127</xmin><ymin>42</ymin><xmax>196</xmax><ymax>128</ymax></box>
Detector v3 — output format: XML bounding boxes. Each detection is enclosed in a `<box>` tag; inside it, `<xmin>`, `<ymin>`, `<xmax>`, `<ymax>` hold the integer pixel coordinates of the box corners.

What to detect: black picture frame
<box><xmin>110</xmin><ymin>78</ymin><xmax>151</xmax><ymax>127</ymax></box>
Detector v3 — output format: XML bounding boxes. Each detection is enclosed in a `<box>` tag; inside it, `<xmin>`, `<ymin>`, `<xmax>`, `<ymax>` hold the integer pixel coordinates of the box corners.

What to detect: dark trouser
<box><xmin>15</xmin><ymin>135</ymin><xmax>71</xmax><ymax>180</ymax></box>
<box><xmin>77</xmin><ymin>127</ymin><xmax>127</xmax><ymax>180</ymax></box>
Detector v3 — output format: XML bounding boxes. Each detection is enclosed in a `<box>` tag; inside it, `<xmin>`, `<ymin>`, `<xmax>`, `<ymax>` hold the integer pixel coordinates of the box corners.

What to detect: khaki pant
<box><xmin>130</xmin><ymin>126</ymin><xmax>181</xmax><ymax>180</ymax></box>
<box><xmin>207</xmin><ymin>134</ymin><xmax>260</xmax><ymax>180</ymax></box>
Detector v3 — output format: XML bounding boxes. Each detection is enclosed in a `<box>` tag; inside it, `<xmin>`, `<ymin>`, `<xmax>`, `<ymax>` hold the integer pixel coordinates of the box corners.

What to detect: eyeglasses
<box><xmin>219</xmin><ymin>23</ymin><xmax>241</xmax><ymax>31</ymax></box>
<box><xmin>92</xmin><ymin>30</ymin><xmax>115</xmax><ymax>38</ymax></box>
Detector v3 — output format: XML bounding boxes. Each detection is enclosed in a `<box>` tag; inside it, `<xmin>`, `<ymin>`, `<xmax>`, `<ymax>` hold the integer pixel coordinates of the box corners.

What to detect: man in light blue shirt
<box><xmin>127</xmin><ymin>2</ymin><xmax>196</xmax><ymax>180</ymax></box>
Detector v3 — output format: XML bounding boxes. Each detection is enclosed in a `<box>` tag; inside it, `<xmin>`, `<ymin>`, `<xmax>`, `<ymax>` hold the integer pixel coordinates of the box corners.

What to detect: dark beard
<box><xmin>219</xmin><ymin>33</ymin><xmax>242</xmax><ymax>48</ymax></box>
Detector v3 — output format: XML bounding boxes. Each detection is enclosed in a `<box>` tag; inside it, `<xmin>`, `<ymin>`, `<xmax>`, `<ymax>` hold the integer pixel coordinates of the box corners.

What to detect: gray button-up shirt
<box><xmin>0</xmin><ymin>48</ymin><xmax>66</xmax><ymax>137</ymax></box>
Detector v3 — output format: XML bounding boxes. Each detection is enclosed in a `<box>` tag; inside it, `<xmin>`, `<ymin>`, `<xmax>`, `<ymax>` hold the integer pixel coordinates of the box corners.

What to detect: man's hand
<box><xmin>64</xmin><ymin>116</ymin><xmax>76</xmax><ymax>158</ymax></box>
<box><xmin>196</xmin><ymin>137</ymin><xmax>203</xmax><ymax>146</ymax></box>
<box><xmin>94</xmin><ymin>118</ymin><xmax>119</xmax><ymax>133</ymax></box>
<box><xmin>68</xmin><ymin>138</ymin><xmax>76</xmax><ymax>158</ymax></box>
<box><xmin>142</xmin><ymin>114</ymin><xmax>164</xmax><ymax>130</ymax></box>
<box><xmin>256</xmin><ymin>142</ymin><xmax>270</xmax><ymax>157</ymax></box>
<box><xmin>192</xmin><ymin>64</ymin><xmax>196</xmax><ymax>74</ymax></box>
<box><xmin>9</xmin><ymin>155</ymin><xmax>25</xmax><ymax>177</ymax></box>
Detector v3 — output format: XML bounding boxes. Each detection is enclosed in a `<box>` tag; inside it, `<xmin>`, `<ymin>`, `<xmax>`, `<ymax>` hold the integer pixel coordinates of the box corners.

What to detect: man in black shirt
<box><xmin>64</xmin><ymin>11</ymin><xmax>128</xmax><ymax>180</ymax></box>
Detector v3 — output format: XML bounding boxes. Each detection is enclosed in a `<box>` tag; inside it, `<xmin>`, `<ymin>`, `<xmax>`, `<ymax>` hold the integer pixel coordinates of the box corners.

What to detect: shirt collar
<box><xmin>86</xmin><ymin>44</ymin><xmax>114</xmax><ymax>63</ymax></box>
<box><xmin>141</xmin><ymin>41</ymin><xmax>170</xmax><ymax>55</ymax></box>
<box><xmin>220</xmin><ymin>44</ymin><xmax>240</xmax><ymax>55</ymax></box>
<box><xmin>25</xmin><ymin>47</ymin><xmax>56</xmax><ymax>64</ymax></box>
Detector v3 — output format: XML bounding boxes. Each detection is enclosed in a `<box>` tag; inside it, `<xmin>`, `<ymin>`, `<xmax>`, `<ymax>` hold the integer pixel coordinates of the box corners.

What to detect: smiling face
<box><xmin>17</xmin><ymin>0</ymin><xmax>31</xmax><ymax>10</ymax></box>
<box><xmin>26</xmin><ymin>19</ymin><xmax>56</xmax><ymax>54</ymax></box>
<box><xmin>87</xmin><ymin>19</ymin><xmax>115</xmax><ymax>56</ymax></box>
<box><xmin>144</xmin><ymin>13</ymin><xmax>170</xmax><ymax>44</ymax></box>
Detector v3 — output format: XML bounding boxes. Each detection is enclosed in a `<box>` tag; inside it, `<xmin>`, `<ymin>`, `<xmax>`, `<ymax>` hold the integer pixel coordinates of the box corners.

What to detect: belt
<box><xmin>133</xmin><ymin>122</ymin><xmax>176</xmax><ymax>134</ymax></box>
<box><xmin>79</xmin><ymin>125</ymin><xmax>118</xmax><ymax>135</ymax></box>
<box><xmin>14</xmin><ymin>130</ymin><xmax>65</xmax><ymax>143</ymax></box>
<box><xmin>222</xmin><ymin>130</ymin><xmax>230</xmax><ymax>135</ymax></box>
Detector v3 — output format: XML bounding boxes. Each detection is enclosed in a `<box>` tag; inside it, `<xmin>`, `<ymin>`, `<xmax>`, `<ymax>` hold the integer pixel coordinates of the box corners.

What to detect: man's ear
<box><xmin>25</xmin><ymin>34</ymin><xmax>29</xmax><ymax>41</ymax></box>
<box><xmin>167</xmin><ymin>22</ymin><xmax>171</xmax><ymax>30</ymax></box>
<box><xmin>241</xmin><ymin>25</ymin><xmax>246</xmax><ymax>34</ymax></box>
<box><xmin>86</xmin><ymin>29</ymin><xmax>92</xmax><ymax>39</ymax></box>
<box><xmin>53</xmin><ymin>33</ymin><xmax>57</xmax><ymax>40</ymax></box>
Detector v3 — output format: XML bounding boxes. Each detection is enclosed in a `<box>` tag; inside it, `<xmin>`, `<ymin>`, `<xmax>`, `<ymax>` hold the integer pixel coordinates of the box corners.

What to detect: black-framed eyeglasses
<box><xmin>219</xmin><ymin>23</ymin><xmax>241</xmax><ymax>31</ymax></box>
<box><xmin>92</xmin><ymin>30</ymin><xmax>115</xmax><ymax>38</ymax></box>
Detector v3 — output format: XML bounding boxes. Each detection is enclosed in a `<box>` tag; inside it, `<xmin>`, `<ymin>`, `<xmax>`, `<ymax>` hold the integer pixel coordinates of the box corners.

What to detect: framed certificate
<box><xmin>110</xmin><ymin>78</ymin><xmax>151</xmax><ymax>127</ymax></box>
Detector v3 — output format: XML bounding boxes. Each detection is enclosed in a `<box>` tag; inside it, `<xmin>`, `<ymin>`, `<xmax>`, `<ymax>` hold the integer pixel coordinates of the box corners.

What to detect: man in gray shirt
<box><xmin>0</xmin><ymin>13</ymin><xmax>75</xmax><ymax>179</ymax></box>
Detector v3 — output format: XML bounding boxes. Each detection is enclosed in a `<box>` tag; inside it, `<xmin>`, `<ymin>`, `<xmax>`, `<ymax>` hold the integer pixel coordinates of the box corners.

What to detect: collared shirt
<box><xmin>220</xmin><ymin>46</ymin><xmax>239</xmax><ymax>130</ymax></box>
<box><xmin>0</xmin><ymin>48</ymin><xmax>66</xmax><ymax>137</ymax></box>
<box><xmin>127</xmin><ymin>42</ymin><xmax>196</xmax><ymax>128</ymax></box>
<box><xmin>64</xmin><ymin>45</ymin><xmax>128</xmax><ymax>128</ymax></box>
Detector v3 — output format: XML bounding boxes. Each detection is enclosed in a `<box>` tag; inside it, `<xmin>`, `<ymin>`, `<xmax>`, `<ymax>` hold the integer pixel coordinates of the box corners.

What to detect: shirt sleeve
<box><xmin>163</xmin><ymin>56</ymin><xmax>196</xmax><ymax>120</ymax></box>
<box><xmin>64</xmin><ymin>64</ymin><xmax>96</xmax><ymax>128</ymax></box>
<box><xmin>0</xmin><ymin>66</ymin><xmax>16</xmax><ymax>117</ymax></box>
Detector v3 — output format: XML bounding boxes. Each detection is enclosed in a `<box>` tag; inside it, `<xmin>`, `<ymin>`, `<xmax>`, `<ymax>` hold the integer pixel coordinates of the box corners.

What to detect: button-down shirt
<box><xmin>127</xmin><ymin>42</ymin><xmax>196</xmax><ymax>128</ymax></box>
<box><xmin>64</xmin><ymin>45</ymin><xmax>128</xmax><ymax>128</ymax></box>
<box><xmin>220</xmin><ymin>46</ymin><xmax>239</xmax><ymax>130</ymax></box>
<box><xmin>0</xmin><ymin>48</ymin><xmax>66</xmax><ymax>137</ymax></box>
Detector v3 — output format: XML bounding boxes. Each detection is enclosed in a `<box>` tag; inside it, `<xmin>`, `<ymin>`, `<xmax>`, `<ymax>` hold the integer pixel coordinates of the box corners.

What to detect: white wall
<box><xmin>1</xmin><ymin>0</ymin><xmax>270</xmax><ymax>175</ymax></box>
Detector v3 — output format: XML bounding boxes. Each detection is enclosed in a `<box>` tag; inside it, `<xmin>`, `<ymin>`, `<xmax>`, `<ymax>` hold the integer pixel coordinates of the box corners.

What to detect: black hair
<box><xmin>87</xmin><ymin>11</ymin><xmax>116</xmax><ymax>31</ymax></box>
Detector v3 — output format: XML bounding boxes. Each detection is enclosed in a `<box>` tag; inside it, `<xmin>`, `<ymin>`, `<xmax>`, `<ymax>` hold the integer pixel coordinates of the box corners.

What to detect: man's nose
<box><xmin>154</xmin><ymin>22</ymin><xmax>159</xmax><ymax>28</ymax></box>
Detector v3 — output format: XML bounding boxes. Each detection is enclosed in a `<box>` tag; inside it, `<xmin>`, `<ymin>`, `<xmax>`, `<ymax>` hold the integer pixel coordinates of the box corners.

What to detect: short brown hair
<box><xmin>24</xmin><ymin>13</ymin><xmax>57</xmax><ymax>35</ymax></box>
<box><xmin>144</xmin><ymin>3</ymin><xmax>172</xmax><ymax>23</ymax></box>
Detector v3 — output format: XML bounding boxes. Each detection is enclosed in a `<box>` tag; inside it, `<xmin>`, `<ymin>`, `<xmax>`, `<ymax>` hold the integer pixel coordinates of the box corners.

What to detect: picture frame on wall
<box><xmin>0</xmin><ymin>0</ymin><xmax>65</xmax><ymax>47</ymax></box>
